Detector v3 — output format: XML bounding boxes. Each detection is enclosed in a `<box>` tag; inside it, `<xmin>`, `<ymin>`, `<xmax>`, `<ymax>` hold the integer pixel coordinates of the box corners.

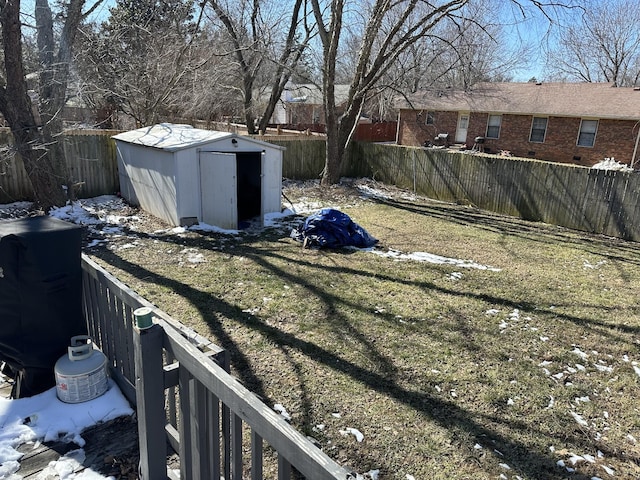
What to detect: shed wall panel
<box><xmin>117</xmin><ymin>143</ymin><xmax>179</xmax><ymax>225</ymax></box>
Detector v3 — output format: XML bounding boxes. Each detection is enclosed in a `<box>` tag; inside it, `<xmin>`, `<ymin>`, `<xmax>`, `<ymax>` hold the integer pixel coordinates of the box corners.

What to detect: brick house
<box><xmin>396</xmin><ymin>82</ymin><xmax>640</xmax><ymax>168</ymax></box>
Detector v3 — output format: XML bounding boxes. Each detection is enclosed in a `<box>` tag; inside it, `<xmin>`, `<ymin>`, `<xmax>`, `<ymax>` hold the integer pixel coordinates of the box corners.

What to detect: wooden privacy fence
<box><xmin>351</xmin><ymin>144</ymin><xmax>640</xmax><ymax>242</ymax></box>
<box><xmin>3</xmin><ymin>131</ymin><xmax>640</xmax><ymax>241</ymax></box>
<box><xmin>81</xmin><ymin>254</ymin><xmax>352</xmax><ymax>480</ymax></box>
<box><xmin>0</xmin><ymin>131</ymin><xmax>326</xmax><ymax>203</ymax></box>
<box><xmin>0</xmin><ymin>130</ymin><xmax>120</xmax><ymax>203</ymax></box>
<box><xmin>256</xmin><ymin>136</ymin><xmax>327</xmax><ymax>180</ymax></box>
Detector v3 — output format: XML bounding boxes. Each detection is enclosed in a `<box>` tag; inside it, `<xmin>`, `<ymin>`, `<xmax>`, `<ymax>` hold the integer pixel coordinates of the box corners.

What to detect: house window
<box><xmin>426</xmin><ymin>111</ymin><xmax>435</xmax><ymax>125</ymax></box>
<box><xmin>577</xmin><ymin>119</ymin><xmax>598</xmax><ymax>147</ymax></box>
<box><xmin>529</xmin><ymin>117</ymin><xmax>548</xmax><ymax>143</ymax></box>
<box><xmin>486</xmin><ymin>114</ymin><xmax>502</xmax><ymax>139</ymax></box>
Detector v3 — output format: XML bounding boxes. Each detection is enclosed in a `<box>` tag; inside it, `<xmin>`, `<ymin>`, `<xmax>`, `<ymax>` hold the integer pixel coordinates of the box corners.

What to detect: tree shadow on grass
<box><xmin>91</xmin><ymin>222</ymin><xmax>640</xmax><ymax>479</ymax></box>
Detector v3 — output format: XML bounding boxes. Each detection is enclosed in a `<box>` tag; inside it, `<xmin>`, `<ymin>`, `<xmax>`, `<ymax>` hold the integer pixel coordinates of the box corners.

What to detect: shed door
<box><xmin>455</xmin><ymin>113</ymin><xmax>469</xmax><ymax>143</ymax></box>
<box><xmin>200</xmin><ymin>152</ymin><xmax>237</xmax><ymax>229</ymax></box>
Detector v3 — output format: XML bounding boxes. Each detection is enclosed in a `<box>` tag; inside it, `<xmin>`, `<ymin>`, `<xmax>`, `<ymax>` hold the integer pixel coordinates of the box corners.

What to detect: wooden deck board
<box><xmin>18</xmin><ymin>441</ymin><xmax>77</xmax><ymax>478</ymax></box>
<box><xmin>1</xmin><ymin>376</ymin><xmax>145</xmax><ymax>479</ymax></box>
<box><xmin>16</xmin><ymin>413</ymin><xmax>142</xmax><ymax>479</ymax></box>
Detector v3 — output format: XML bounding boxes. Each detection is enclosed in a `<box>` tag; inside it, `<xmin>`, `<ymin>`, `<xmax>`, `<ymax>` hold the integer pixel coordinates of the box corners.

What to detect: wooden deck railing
<box><xmin>81</xmin><ymin>254</ymin><xmax>352</xmax><ymax>480</ymax></box>
<box><xmin>81</xmin><ymin>254</ymin><xmax>225</xmax><ymax>404</ymax></box>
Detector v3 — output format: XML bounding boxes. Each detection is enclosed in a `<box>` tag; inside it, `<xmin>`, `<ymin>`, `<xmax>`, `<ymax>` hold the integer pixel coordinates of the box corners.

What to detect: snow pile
<box><xmin>50</xmin><ymin>197</ymin><xmax>128</xmax><ymax>226</ymax></box>
<box><xmin>273</xmin><ymin>404</ymin><xmax>292</xmax><ymax>422</ymax></box>
<box><xmin>339</xmin><ymin>427</ymin><xmax>364</xmax><ymax>443</ymax></box>
<box><xmin>371</xmin><ymin>248</ymin><xmax>501</xmax><ymax>271</ymax></box>
<box><xmin>2</xmin><ymin>188</ymin><xmax>502</xmax><ymax>278</ymax></box>
<box><xmin>0</xmin><ymin>379</ymin><xmax>133</xmax><ymax>479</ymax></box>
<box><xmin>591</xmin><ymin>157</ymin><xmax>634</xmax><ymax>172</ymax></box>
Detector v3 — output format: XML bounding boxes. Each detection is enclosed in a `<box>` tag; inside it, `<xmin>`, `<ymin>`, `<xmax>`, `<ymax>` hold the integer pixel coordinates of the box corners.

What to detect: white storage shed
<box><xmin>114</xmin><ymin>123</ymin><xmax>285</xmax><ymax>229</ymax></box>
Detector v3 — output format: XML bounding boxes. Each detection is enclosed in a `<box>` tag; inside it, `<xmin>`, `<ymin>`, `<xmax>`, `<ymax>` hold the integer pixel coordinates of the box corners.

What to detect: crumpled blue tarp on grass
<box><xmin>290</xmin><ymin>208</ymin><xmax>378</xmax><ymax>249</ymax></box>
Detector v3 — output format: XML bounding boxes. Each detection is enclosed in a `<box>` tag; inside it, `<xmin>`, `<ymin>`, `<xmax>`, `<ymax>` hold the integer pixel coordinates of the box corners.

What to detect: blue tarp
<box><xmin>291</xmin><ymin>208</ymin><xmax>378</xmax><ymax>249</ymax></box>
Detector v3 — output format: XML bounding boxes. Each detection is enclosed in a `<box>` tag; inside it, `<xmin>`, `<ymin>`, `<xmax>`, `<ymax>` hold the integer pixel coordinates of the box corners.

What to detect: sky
<box><xmin>492</xmin><ymin>0</ymin><xmax>575</xmax><ymax>82</ymax></box>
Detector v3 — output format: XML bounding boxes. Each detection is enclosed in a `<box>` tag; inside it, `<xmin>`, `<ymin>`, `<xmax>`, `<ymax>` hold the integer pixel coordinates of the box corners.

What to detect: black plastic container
<box><xmin>0</xmin><ymin>216</ymin><xmax>86</xmax><ymax>398</ymax></box>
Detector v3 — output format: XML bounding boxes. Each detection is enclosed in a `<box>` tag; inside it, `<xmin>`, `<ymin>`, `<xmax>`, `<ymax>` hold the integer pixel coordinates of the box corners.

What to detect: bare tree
<box><xmin>205</xmin><ymin>0</ymin><xmax>315</xmax><ymax>134</ymax></box>
<box><xmin>173</xmin><ymin>27</ymin><xmax>243</xmax><ymax>124</ymax></box>
<box><xmin>310</xmin><ymin>0</ymin><xmax>581</xmax><ymax>185</ymax></box>
<box><xmin>437</xmin><ymin>2</ymin><xmax>532</xmax><ymax>89</ymax></box>
<box><xmin>0</xmin><ymin>0</ymin><xmax>101</xmax><ymax>209</ymax></box>
<box><xmin>545</xmin><ymin>0</ymin><xmax>640</xmax><ymax>86</ymax></box>
<box><xmin>310</xmin><ymin>0</ymin><xmax>469</xmax><ymax>185</ymax></box>
<box><xmin>369</xmin><ymin>0</ymin><xmax>531</xmax><ymax>124</ymax></box>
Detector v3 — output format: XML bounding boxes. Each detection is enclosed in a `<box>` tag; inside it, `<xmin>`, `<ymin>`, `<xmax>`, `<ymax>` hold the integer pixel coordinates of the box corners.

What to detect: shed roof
<box><xmin>113</xmin><ymin>123</ymin><xmax>285</xmax><ymax>152</ymax></box>
<box><xmin>397</xmin><ymin>82</ymin><xmax>640</xmax><ymax>120</ymax></box>
<box><xmin>113</xmin><ymin>124</ymin><xmax>231</xmax><ymax>152</ymax></box>
<box><xmin>283</xmin><ymin>84</ymin><xmax>350</xmax><ymax>105</ymax></box>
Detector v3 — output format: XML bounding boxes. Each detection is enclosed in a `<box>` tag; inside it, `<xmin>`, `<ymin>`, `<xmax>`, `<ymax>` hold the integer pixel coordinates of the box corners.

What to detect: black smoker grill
<box><xmin>0</xmin><ymin>216</ymin><xmax>86</xmax><ymax>398</ymax></box>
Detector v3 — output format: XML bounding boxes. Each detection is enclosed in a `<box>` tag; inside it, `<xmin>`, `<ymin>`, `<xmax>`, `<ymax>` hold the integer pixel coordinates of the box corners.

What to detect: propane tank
<box><xmin>55</xmin><ymin>336</ymin><xmax>108</xmax><ymax>403</ymax></box>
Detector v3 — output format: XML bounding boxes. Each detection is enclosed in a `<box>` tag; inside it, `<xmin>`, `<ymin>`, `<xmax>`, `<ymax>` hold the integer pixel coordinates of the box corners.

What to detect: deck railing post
<box><xmin>133</xmin><ymin>323</ymin><xmax>167</xmax><ymax>479</ymax></box>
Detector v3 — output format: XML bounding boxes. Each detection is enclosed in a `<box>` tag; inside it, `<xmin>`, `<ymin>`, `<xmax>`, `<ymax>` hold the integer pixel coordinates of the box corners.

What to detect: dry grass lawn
<box><xmin>87</xmin><ymin>179</ymin><xmax>640</xmax><ymax>480</ymax></box>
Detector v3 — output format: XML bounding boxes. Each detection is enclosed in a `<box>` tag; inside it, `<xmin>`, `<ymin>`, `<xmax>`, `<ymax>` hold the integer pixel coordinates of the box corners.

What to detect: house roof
<box><xmin>397</xmin><ymin>82</ymin><xmax>640</xmax><ymax>121</ymax></box>
<box><xmin>113</xmin><ymin>123</ymin><xmax>284</xmax><ymax>152</ymax></box>
<box><xmin>266</xmin><ymin>83</ymin><xmax>350</xmax><ymax>106</ymax></box>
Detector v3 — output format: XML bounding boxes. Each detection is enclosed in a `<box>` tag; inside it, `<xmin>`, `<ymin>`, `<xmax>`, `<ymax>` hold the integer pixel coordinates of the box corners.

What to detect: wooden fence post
<box><xmin>133</xmin><ymin>324</ymin><xmax>167</xmax><ymax>479</ymax></box>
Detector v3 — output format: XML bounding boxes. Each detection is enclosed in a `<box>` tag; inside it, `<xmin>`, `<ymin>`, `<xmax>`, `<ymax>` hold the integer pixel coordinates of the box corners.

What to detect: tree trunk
<box><xmin>0</xmin><ymin>0</ymin><xmax>69</xmax><ymax>209</ymax></box>
<box><xmin>321</xmin><ymin>91</ymin><xmax>363</xmax><ymax>185</ymax></box>
<box><xmin>257</xmin><ymin>0</ymin><xmax>308</xmax><ymax>135</ymax></box>
<box><xmin>244</xmin><ymin>96</ymin><xmax>257</xmax><ymax>135</ymax></box>
<box><xmin>322</xmin><ymin>115</ymin><xmax>344</xmax><ymax>185</ymax></box>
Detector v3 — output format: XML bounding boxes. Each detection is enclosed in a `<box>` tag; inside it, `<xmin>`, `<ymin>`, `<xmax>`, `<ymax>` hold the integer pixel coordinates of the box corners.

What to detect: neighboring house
<box><xmin>396</xmin><ymin>82</ymin><xmax>640</xmax><ymax>168</ymax></box>
<box><xmin>269</xmin><ymin>83</ymin><xmax>351</xmax><ymax>125</ymax></box>
<box><xmin>264</xmin><ymin>82</ymin><xmax>398</xmax><ymax>142</ymax></box>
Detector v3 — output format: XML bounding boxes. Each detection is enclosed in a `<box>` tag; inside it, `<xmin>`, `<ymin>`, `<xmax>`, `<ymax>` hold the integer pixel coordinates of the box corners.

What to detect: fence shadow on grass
<box><xmin>363</xmin><ymin>192</ymin><xmax>640</xmax><ymax>268</ymax></box>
